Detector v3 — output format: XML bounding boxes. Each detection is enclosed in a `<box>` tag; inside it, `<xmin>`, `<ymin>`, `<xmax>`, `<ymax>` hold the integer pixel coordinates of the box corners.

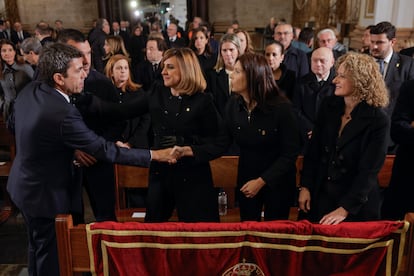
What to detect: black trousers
<box><xmin>21</xmin><ymin>213</ymin><xmax>59</xmax><ymax>276</ymax></box>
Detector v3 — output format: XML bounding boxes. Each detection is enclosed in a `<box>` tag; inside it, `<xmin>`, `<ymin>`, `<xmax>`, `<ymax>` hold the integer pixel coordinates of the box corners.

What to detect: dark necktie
<box><xmin>319</xmin><ymin>80</ymin><xmax>325</xmax><ymax>87</ymax></box>
<box><xmin>152</xmin><ymin>63</ymin><xmax>158</xmax><ymax>72</ymax></box>
<box><xmin>377</xmin><ymin>59</ymin><xmax>385</xmax><ymax>76</ymax></box>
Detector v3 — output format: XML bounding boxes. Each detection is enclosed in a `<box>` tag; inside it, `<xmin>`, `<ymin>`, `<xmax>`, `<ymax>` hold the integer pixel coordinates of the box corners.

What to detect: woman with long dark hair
<box><xmin>225</xmin><ymin>53</ymin><xmax>300</xmax><ymax>221</ymax></box>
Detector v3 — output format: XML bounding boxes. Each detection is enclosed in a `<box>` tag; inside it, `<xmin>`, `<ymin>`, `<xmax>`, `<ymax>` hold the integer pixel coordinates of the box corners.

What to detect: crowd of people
<box><xmin>0</xmin><ymin>15</ymin><xmax>414</xmax><ymax>275</ymax></box>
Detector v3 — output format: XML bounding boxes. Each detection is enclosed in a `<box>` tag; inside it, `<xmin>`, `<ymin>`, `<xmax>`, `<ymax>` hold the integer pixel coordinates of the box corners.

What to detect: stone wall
<box><xmin>16</xmin><ymin>0</ymin><xmax>98</xmax><ymax>33</ymax></box>
<box><xmin>208</xmin><ymin>0</ymin><xmax>293</xmax><ymax>30</ymax></box>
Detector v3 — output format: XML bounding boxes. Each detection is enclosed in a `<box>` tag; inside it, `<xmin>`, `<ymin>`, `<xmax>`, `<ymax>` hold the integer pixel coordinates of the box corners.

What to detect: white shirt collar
<box><xmin>55</xmin><ymin>88</ymin><xmax>70</xmax><ymax>103</ymax></box>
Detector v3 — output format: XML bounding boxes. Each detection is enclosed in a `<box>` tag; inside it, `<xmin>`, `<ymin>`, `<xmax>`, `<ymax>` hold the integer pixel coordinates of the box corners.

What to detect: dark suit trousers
<box><xmin>83</xmin><ymin>161</ymin><xmax>116</xmax><ymax>221</ymax></box>
<box><xmin>21</xmin><ymin>213</ymin><xmax>59</xmax><ymax>276</ymax></box>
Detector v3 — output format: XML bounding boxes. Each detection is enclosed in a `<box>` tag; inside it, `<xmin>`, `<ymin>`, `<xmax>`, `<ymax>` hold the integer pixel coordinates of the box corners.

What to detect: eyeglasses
<box><xmin>275</xmin><ymin>31</ymin><xmax>292</xmax><ymax>36</ymax></box>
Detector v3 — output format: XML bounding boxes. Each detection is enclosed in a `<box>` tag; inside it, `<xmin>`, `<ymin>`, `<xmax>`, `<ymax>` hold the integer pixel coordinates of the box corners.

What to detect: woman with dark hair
<box><xmin>189</xmin><ymin>27</ymin><xmax>217</xmax><ymax>74</ymax></box>
<box><xmin>129</xmin><ymin>24</ymin><xmax>147</xmax><ymax>68</ymax></box>
<box><xmin>298</xmin><ymin>52</ymin><xmax>389</xmax><ymax>224</ymax></box>
<box><xmin>0</xmin><ymin>39</ymin><xmax>34</xmax><ymax>121</ymax></box>
<box><xmin>225</xmin><ymin>53</ymin><xmax>300</xmax><ymax>221</ymax></box>
<box><xmin>264</xmin><ymin>41</ymin><xmax>296</xmax><ymax>100</ymax></box>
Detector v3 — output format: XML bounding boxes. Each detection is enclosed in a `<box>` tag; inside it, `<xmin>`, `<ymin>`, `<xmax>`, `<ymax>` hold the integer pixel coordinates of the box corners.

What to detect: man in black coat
<box><xmin>293</xmin><ymin>47</ymin><xmax>336</xmax><ymax>153</ymax></box>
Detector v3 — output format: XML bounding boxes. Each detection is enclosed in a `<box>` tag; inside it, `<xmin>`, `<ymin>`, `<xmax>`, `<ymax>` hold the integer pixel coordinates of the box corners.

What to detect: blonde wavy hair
<box><xmin>335</xmin><ymin>52</ymin><xmax>389</xmax><ymax>107</ymax></box>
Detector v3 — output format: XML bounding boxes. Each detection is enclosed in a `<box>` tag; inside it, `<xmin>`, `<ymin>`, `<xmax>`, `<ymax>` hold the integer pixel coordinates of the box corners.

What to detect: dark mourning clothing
<box><xmin>276</xmin><ymin>63</ymin><xmax>296</xmax><ymax>100</ymax></box>
<box><xmin>224</xmin><ymin>95</ymin><xmax>300</xmax><ymax>221</ymax></box>
<box><xmin>88</xmin><ymin>28</ymin><xmax>107</xmax><ymax>73</ymax></box>
<box><xmin>382</xmin><ymin>80</ymin><xmax>414</xmax><ymax>220</ymax></box>
<box><xmin>206</xmin><ymin>68</ymin><xmax>234</xmax><ymax>116</ymax></box>
<box><xmin>73</xmin><ymin>69</ymin><xmax>123</xmax><ymax>222</ymax></box>
<box><xmin>382</xmin><ymin>52</ymin><xmax>414</xmax><ymax>152</ymax></box>
<box><xmin>292</xmin><ymin>69</ymin><xmax>336</xmax><ymax>151</ymax></box>
<box><xmin>0</xmin><ymin>62</ymin><xmax>34</xmax><ymax>121</ymax></box>
<box><xmin>11</xmin><ymin>29</ymin><xmax>31</xmax><ymax>45</ymax></box>
<box><xmin>283</xmin><ymin>45</ymin><xmax>309</xmax><ymax>79</ymax></box>
<box><xmin>133</xmin><ymin>60</ymin><xmax>163</xmax><ymax>92</ymax></box>
<box><xmin>117</xmin><ymin>87</ymin><xmax>151</xmax><ymax>149</ymax></box>
<box><xmin>90</xmin><ymin>82</ymin><xmax>229</xmax><ymax>222</ymax></box>
<box><xmin>165</xmin><ymin>36</ymin><xmax>187</xmax><ymax>49</ymax></box>
<box><xmin>40</xmin><ymin>36</ymin><xmax>54</xmax><ymax>46</ymax></box>
<box><xmin>197</xmin><ymin>52</ymin><xmax>217</xmax><ymax>76</ymax></box>
<box><xmin>7</xmin><ymin>81</ymin><xmax>151</xmax><ymax>275</ymax></box>
<box><xmin>130</xmin><ymin>35</ymin><xmax>147</xmax><ymax>68</ymax></box>
<box><xmin>400</xmin><ymin>47</ymin><xmax>414</xmax><ymax>58</ymax></box>
<box><xmin>300</xmin><ymin>97</ymin><xmax>389</xmax><ymax>222</ymax></box>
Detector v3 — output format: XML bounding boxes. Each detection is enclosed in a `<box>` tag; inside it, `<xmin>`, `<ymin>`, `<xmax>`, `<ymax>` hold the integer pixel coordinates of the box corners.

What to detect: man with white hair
<box><xmin>316</xmin><ymin>28</ymin><xmax>346</xmax><ymax>60</ymax></box>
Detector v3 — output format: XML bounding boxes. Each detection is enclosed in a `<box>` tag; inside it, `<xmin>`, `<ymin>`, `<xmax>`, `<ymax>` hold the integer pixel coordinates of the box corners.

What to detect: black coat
<box><xmin>292</xmin><ymin>69</ymin><xmax>336</xmax><ymax>150</ymax></box>
<box><xmin>206</xmin><ymin>68</ymin><xmax>234</xmax><ymax>116</ymax></box>
<box><xmin>224</xmin><ymin>95</ymin><xmax>300</xmax><ymax>220</ymax></box>
<box><xmin>301</xmin><ymin>97</ymin><xmax>389</xmax><ymax>222</ymax></box>
<box><xmin>382</xmin><ymin>80</ymin><xmax>414</xmax><ymax>219</ymax></box>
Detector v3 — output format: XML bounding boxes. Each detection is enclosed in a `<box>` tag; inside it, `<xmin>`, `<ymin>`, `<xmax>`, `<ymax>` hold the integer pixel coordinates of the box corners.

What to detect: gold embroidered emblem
<box><xmin>222</xmin><ymin>259</ymin><xmax>265</xmax><ymax>276</ymax></box>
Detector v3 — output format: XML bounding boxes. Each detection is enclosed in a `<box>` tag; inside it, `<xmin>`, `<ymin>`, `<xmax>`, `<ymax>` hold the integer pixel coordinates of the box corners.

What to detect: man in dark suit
<box><xmin>273</xmin><ymin>23</ymin><xmax>309</xmax><ymax>79</ymax></box>
<box><xmin>133</xmin><ymin>36</ymin><xmax>167</xmax><ymax>91</ymax></box>
<box><xmin>370</xmin><ymin>21</ymin><xmax>414</xmax><ymax>153</ymax></box>
<box><xmin>165</xmin><ymin>22</ymin><xmax>187</xmax><ymax>48</ymax></box>
<box><xmin>0</xmin><ymin>20</ymin><xmax>8</xmax><ymax>39</ymax></box>
<box><xmin>6</xmin><ymin>42</ymin><xmax>174</xmax><ymax>276</ymax></box>
<box><xmin>293</xmin><ymin>47</ymin><xmax>336</xmax><ymax>153</ymax></box>
<box><xmin>11</xmin><ymin>21</ymin><xmax>31</xmax><ymax>45</ymax></box>
<box><xmin>111</xmin><ymin>20</ymin><xmax>130</xmax><ymax>50</ymax></box>
<box><xmin>57</xmin><ymin>29</ymin><xmax>125</xmax><ymax>222</ymax></box>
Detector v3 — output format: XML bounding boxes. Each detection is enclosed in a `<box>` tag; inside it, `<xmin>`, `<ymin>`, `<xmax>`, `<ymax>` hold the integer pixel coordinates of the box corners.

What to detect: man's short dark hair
<box><xmin>38</xmin><ymin>43</ymin><xmax>82</xmax><ymax>86</ymax></box>
<box><xmin>298</xmin><ymin>27</ymin><xmax>314</xmax><ymax>44</ymax></box>
<box><xmin>370</xmin><ymin>21</ymin><xmax>396</xmax><ymax>40</ymax></box>
<box><xmin>147</xmin><ymin>36</ymin><xmax>168</xmax><ymax>52</ymax></box>
<box><xmin>56</xmin><ymin>28</ymin><xmax>86</xmax><ymax>43</ymax></box>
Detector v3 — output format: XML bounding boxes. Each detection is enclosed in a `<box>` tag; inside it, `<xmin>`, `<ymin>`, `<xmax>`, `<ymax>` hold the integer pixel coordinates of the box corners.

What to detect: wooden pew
<box><xmin>55</xmin><ymin>213</ymin><xmax>414</xmax><ymax>276</ymax></box>
<box><xmin>0</xmin><ymin>121</ymin><xmax>16</xmax><ymax>225</ymax></box>
<box><xmin>114</xmin><ymin>156</ymin><xmax>240</xmax><ymax>223</ymax></box>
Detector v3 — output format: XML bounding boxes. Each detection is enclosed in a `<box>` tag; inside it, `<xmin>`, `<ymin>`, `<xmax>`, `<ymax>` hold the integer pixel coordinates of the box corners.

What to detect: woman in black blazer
<box><xmin>298</xmin><ymin>52</ymin><xmax>390</xmax><ymax>224</ymax></box>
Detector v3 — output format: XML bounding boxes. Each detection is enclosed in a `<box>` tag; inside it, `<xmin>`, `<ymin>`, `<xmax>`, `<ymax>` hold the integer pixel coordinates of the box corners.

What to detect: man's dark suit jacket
<box><xmin>399</xmin><ymin>47</ymin><xmax>414</xmax><ymax>58</ymax></box>
<box><xmin>292</xmin><ymin>69</ymin><xmax>336</xmax><ymax>149</ymax></box>
<box><xmin>133</xmin><ymin>60</ymin><xmax>163</xmax><ymax>92</ymax></box>
<box><xmin>383</xmin><ymin>52</ymin><xmax>414</xmax><ymax>117</ymax></box>
<box><xmin>382</xmin><ymin>52</ymin><xmax>414</xmax><ymax>152</ymax></box>
<box><xmin>7</xmin><ymin>81</ymin><xmax>151</xmax><ymax>219</ymax></box>
<box><xmin>11</xmin><ymin>30</ymin><xmax>31</xmax><ymax>45</ymax></box>
<box><xmin>283</xmin><ymin>44</ymin><xmax>309</xmax><ymax>79</ymax></box>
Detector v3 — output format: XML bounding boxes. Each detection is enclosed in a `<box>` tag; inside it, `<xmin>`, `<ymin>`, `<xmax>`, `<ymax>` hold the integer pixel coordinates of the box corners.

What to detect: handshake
<box><xmin>116</xmin><ymin>142</ymin><xmax>191</xmax><ymax>165</ymax></box>
<box><xmin>151</xmin><ymin>146</ymin><xmax>189</xmax><ymax>164</ymax></box>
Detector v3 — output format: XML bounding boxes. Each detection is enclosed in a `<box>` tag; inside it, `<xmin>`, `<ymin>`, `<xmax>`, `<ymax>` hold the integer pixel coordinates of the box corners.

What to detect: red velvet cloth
<box><xmin>86</xmin><ymin>220</ymin><xmax>408</xmax><ymax>276</ymax></box>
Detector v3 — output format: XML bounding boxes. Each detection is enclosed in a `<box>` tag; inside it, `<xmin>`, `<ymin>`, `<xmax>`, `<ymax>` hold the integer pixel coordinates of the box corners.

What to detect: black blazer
<box><xmin>7</xmin><ymin>82</ymin><xmax>151</xmax><ymax>219</ymax></box>
<box><xmin>301</xmin><ymin>97</ymin><xmax>389</xmax><ymax>222</ymax></box>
